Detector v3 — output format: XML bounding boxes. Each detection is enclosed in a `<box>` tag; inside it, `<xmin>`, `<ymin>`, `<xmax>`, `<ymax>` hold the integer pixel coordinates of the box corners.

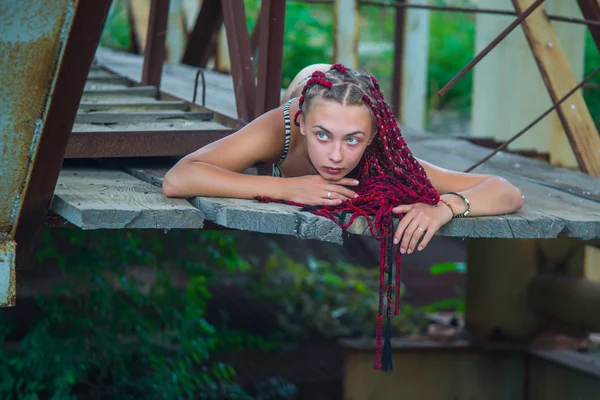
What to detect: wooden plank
<box><xmin>85</xmin><ymin>75</ymin><xmax>130</xmax><ymax>85</ymax></box>
<box><xmin>121</xmin><ymin>164</ymin><xmax>597</xmax><ymax>241</ymax></box>
<box><xmin>51</xmin><ymin>167</ymin><xmax>204</xmax><ymax>229</ymax></box>
<box><xmin>513</xmin><ymin>0</ymin><xmax>600</xmax><ymax>176</ymax></box>
<box><xmin>71</xmin><ymin>119</ymin><xmax>230</xmax><ymax>132</ymax></box>
<box><xmin>405</xmin><ymin>140</ymin><xmax>600</xmax><ymax>240</ymax></box>
<box><xmin>122</xmin><ymin>165</ymin><xmax>345</xmax><ymax>243</ymax></box>
<box><xmin>82</xmin><ymin>85</ymin><xmax>158</xmax><ymax>97</ymax></box>
<box><xmin>74</xmin><ymin>110</ymin><xmax>213</xmax><ymax>124</ymax></box>
<box><xmin>529</xmin><ymin>350</ymin><xmax>600</xmax><ymax>379</ymax></box>
<box><xmin>402</xmin><ymin>130</ymin><xmax>600</xmax><ymax>204</ymax></box>
<box><xmin>343</xmin><ymin>347</ymin><xmax>525</xmax><ymax>400</ymax></box>
<box><xmin>527</xmin><ymin>354</ymin><xmax>600</xmax><ymax>399</ymax></box>
<box><xmin>78</xmin><ymin>100</ymin><xmax>187</xmax><ymax>111</ymax></box>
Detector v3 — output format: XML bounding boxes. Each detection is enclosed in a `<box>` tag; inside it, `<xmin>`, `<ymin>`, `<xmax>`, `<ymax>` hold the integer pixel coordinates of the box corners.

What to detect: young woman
<box><xmin>163</xmin><ymin>63</ymin><xmax>524</xmax><ymax>370</ymax></box>
<box><xmin>163</xmin><ymin>63</ymin><xmax>524</xmax><ymax>254</ymax></box>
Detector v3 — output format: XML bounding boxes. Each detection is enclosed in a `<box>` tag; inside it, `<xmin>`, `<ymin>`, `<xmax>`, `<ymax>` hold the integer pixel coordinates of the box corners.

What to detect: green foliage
<box><xmin>0</xmin><ymin>230</ymin><xmax>293</xmax><ymax>399</ymax></box>
<box><xmin>423</xmin><ymin>261</ymin><xmax>465</xmax><ymax>313</ymax></box>
<box><xmin>236</xmin><ymin>251</ymin><xmax>428</xmax><ymax>339</ymax></box>
<box><xmin>100</xmin><ymin>0</ymin><xmax>133</xmax><ymax>51</ymax></box>
<box><xmin>583</xmin><ymin>31</ymin><xmax>600</xmax><ymax>127</ymax></box>
<box><xmin>426</xmin><ymin>9</ymin><xmax>476</xmax><ymax>115</ymax></box>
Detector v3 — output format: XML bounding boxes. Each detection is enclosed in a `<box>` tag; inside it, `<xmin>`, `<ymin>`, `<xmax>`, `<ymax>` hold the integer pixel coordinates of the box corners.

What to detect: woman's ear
<box><xmin>299</xmin><ymin>117</ymin><xmax>306</xmax><ymax>136</ymax></box>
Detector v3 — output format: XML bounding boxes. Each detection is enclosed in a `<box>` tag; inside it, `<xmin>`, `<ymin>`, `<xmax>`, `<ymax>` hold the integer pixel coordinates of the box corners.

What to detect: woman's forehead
<box><xmin>305</xmin><ymin>100</ymin><xmax>374</xmax><ymax>134</ymax></box>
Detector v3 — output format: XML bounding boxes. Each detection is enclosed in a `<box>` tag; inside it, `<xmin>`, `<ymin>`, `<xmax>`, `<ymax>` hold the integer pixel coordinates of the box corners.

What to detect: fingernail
<box><xmin>407</xmin><ymin>249</ymin><xmax>413</xmax><ymax>254</ymax></box>
<box><xmin>393</xmin><ymin>238</ymin><xmax>399</xmax><ymax>244</ymax></box>
<box><xmin>354</xmin><ymin>194</ymin><xmax>359</xmax><ymax>198</ymax></box>
<box><xmin>353</xmin><ymin>180</ymin><xmax>359</xmax><ymax>184</ymax></box>
<box><xmin>400</xmin><ymin>247</ymin><xmax>405</xmax><ymax>253</ymax></box>
<box><xmin>418</xmin><ymin>246</ymin><xmax>423</xmax><ymax>251</ymax></box>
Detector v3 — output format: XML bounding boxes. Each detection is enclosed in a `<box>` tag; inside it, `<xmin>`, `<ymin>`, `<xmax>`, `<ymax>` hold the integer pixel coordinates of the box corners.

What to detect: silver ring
<box><xmin>417</xmin><ymin>227</ymin><xmax>425</xmax><ymax>232</ymax></box>
<box><xmin>327</xmin><ymin>191</ymin><xmax>331</xmax><ymax>199</ymax></box>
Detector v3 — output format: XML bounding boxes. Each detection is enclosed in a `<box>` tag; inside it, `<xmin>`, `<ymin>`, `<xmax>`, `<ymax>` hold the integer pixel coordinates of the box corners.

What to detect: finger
<box><xmin>393</xmin><ymin>213</ymin><xmax>413</xmax><ymax>245</ymax></box>
<box><xmin>334</xmin><ymin>178</ymin><xmax>360</xmax><ymax>186</ymax></box>
<box><xmin>417</xmin><ymin>228</ymin><xmax>436</xmax><ymax>252</ymax></box>
<box><xmin>393</xmin><ymin>204</ymin><xmax>413</xmax><ymax>214</ymax></box>
<box><xmin>407</xmin><ymin>225</ymin><xmax>427</xmax><ymax>254</ymax></box>
<box><xmin>326</xmin><ymin>185</ymin><xmax>358</xmax><ymax>200</ymax></box>
<box><xmin>400</xmin><ymin>219</ymin><xmax>422</xmax><ymax>254</ymax></box>
<box><xmin>320</xmin><ymin>198</ymin><xmax>344</xmax><ymax>206</ymax></box>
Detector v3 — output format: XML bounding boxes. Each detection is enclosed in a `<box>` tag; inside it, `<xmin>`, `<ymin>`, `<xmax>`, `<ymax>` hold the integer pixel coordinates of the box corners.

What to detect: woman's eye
<box><xmin>317</xmin><ymin>132</ymin><xmax>328</xmax><ymax>140</ymax></box>
<box><xmin>347</xmin><ymin>137</ymin><xmax>359</xmax><ymax>145</ymax></box>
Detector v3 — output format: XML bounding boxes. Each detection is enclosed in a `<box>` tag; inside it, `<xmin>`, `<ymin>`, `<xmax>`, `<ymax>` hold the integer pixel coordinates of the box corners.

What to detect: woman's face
<box><xmin>300</xmin><ymin>98</ymin><xmax>375</xmax><ymax>181</ymax></box>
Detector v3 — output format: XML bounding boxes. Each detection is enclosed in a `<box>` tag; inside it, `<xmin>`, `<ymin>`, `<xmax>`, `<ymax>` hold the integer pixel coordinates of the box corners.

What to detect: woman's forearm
<box><xmin>162</xmin><ymin>161</ymin><xmax>282</xmax><ymax>199</ymax></box>
<box><xmin>441</xmin><ymin>176</ymin><xmax>523</xmax><ymax>217</ymax></box>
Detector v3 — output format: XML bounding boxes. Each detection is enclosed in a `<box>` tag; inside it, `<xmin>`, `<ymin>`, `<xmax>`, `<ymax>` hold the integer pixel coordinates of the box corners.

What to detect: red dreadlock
<box><xmin>256</xmin><ymin>64</ymin><xmax>440</xmax><ymax>372</ymax></box>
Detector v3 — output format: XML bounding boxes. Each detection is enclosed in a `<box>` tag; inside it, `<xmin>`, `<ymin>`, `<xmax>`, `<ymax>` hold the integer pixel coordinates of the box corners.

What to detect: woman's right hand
<box><xmin>280</xmin><ymin>175</ymin><xmax>360</xmax><ymax>206</ymax></box>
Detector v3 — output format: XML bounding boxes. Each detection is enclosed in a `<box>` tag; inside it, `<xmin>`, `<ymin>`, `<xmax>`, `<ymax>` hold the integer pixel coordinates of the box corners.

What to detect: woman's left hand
<box><xmin>391</xmin><ymin>202</ymin><xmax>453</xmax><ymax>254</ymax></box>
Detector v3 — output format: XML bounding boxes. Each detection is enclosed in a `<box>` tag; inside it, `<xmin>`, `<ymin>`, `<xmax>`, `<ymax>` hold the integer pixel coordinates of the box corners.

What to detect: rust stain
<box><xmin>0</xmin><ymin>240</ymin><xmax>16</xmax><ymax>307</ymax></box>
<box><xmin>0</xmin><ymin>1</ymin><xmax>70</xmax><ymax>237</ymax></box>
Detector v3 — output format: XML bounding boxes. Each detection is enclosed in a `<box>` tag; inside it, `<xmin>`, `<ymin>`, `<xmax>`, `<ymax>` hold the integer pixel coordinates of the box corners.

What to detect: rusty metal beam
<box><xmin>65</xmin><ymin>129</ymin><xmax>235</xmax><ymax>158</ymax></box>
<box><xmin>391</xmin><ymin>0</ymin><xmax>406</xmax><ymax>119</ymax></box>
<box><xmin>577</xmin><ymin>0</ymin><xmax>600</xmax><ymax>52</ymax></box>
<box><xmin>181</xmin><ymin>0</ymin><xmax>222</xmax><ymax>67</ymax></box>
<box><xmin>141</xmin><ymin>0</ymin><xmax>170</xmax><ymax>89</ymax></box>
<box><xmin>222</xmin><ymin>0</ymin><xmax>256</xmax><ymax>122</ymax></box>
<box><xmin>0</xmin><ymin>0</ymin><xmax>112</xmax><ymax>303</ymax></box>
<box><xmin>255</xmin><ymin>0</ymin><xmax>286</xmax><ymax>116</ymax></box>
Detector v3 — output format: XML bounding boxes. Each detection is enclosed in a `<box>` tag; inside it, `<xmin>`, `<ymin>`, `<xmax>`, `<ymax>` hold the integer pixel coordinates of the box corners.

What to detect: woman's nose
<box><xmin>329</xmin><ymin>144</ymin><xmax>343</xmax><ymax>163</ymax></box>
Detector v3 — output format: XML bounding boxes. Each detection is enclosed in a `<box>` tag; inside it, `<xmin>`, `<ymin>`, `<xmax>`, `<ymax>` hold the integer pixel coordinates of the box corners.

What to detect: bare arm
<box><xmin>418</xmin><ymin>158</ymin><xmax>524</xmax><ymax>216</ymax></box>
<box><xmin>162</xmin><ymin>106</ymin><xmax>287</xmax><ymax>199</ymax></box>
<box><xmin>162</xmin><ymin>103</ymin><xmax>359</xmax><ymax>205</ymax></box>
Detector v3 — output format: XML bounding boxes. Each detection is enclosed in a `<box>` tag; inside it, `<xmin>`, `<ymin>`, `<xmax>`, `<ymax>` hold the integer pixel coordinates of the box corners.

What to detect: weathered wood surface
<box><xmin>51</xmin><ymin>168</ymin><xmax>204</xmax><ymax>229</ymax></box>
<box><xmin>75</xmin><ymin>110</ymin><xmax>212</xmax><ymax>124</ymax></box>
<box><xmin>94</xmin><ymin>46</ymin><xmax>286</xmax><ymax>121</ymax></box>
<box><xmin>78</xmin><ymin>100</ymin><xmax>187</xmax><ymax>111</ymax></box>
<box><xmin>114</xmin><ymin>141</ymin><xmax>600</xmax><ymax>241</ymax></box>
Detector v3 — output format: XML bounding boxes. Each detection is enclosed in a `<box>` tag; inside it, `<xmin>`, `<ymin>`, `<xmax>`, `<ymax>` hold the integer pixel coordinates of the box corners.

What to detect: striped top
<box><xmin>272</xmin><ymin>97</ymin><xmax>295</xmax><ymax>177</ymax></box>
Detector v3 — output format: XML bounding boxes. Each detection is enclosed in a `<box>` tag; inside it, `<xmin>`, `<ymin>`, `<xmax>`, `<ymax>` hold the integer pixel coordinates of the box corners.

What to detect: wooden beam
<box><xmin>465</xmin><ymin>239</ymin><xmax>540</xmax><ymax>340</ymax></box>
<box><xmin>529</xmin><ymin>275</ymin><xmax>600</xmax><ymax>332</ymax></box>
<box><xmin>392</xmin><ymin>0</ymin><xmax>429</xmax><ymax>129</ymax></box>
<box><xmin>51</xmin><ymin>168</ymin><xmax>205</xmax><ymax>230</ymax></box>
<box><xmin>512</xmin><ymin>0</ymin><xmax>600</xmax><ymax>177</ymax></box>
<box><xmin>334</xmin><ymin>0</ymin><xmax>359</xmax><ymax>68</ymax></box>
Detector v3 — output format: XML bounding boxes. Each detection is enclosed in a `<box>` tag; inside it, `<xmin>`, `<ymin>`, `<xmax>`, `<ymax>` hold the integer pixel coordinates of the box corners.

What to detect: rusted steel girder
<box><xmin>255</xmin><ymin>0</ymin><xmax>286</xmax><ymax>116</ymax></box>
<box><xmin>181</xmin><ymin>0</ymin><xmax>222</xmax><ymax>68</ymax></box>
<box><xmin>64</xmin><ymin>129</ymin><xmax>235</xmax><ymax>158</ymax></box>
<box><xmin>141</xmin><ymin>0</ymin><xmax>170</xmax><ymax>89</ymax></box>
<box><xmin>391</xmin><ymin>0</ymin><xmax>406</xmax><ymax>120</ymax></box>
<box><xmin>577</xmin><ymin>0</ymin><xmax>600</xmax><ymax>53</ymax></box>
<box><xmin>0</xmin><ymin>0</ymin><xmax>111</xmax><ymax>305</ymax></box>
<box><xmin>222</xmin><ymin>0</ymin><xmax>256</xmax><ymax>123</ymax></box>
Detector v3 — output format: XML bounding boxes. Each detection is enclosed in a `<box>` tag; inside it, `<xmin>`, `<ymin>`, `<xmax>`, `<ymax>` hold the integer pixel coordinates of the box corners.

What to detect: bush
<box><xmin>0</xmin><ymin>230</ymin><xmax>293</xmax><ymax>399</ymax></box>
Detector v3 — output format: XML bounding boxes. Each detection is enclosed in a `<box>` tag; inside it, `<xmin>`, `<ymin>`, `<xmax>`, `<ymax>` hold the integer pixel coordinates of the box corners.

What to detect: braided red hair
<box><xmin>257</xmin><ymin>64</ymin><xmax>439</xmax><ymax>372</ymax></box>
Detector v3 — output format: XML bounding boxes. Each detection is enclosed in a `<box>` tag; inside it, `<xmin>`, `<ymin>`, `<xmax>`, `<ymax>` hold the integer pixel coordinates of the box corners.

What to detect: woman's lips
<box><xmin>325</xmin><ymin>167</ymin><xmax>343</xmax><ymax>175</ymax></box>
